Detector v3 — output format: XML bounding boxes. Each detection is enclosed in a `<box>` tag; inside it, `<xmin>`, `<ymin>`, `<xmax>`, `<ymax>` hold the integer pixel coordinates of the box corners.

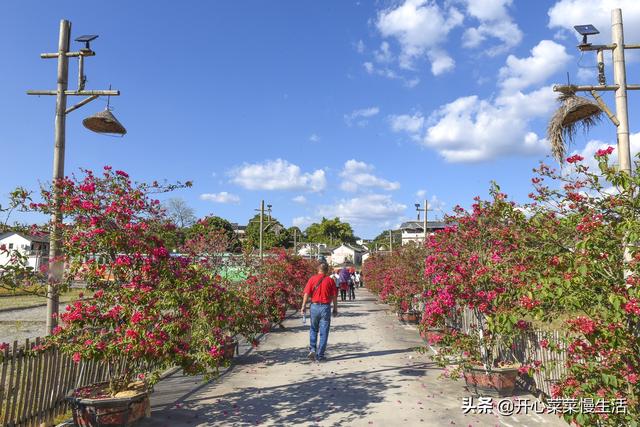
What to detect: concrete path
<box><xmin>139</xmin><ymin>289</ymin><xmax>567</xmax><ymax>427</ymax></box>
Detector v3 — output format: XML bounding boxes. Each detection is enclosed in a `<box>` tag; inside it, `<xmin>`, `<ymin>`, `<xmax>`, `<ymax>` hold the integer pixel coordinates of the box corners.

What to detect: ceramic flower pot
<box><xmin>398</xmin><ymin>312</ymin><xmax>420</xmax><ymax>324</ymax></box>
<box><xmin>223</xmin><ymin>340</ymin><xmax>238</xmax><ymax>360</ymax></box>
<box><xmin>463</xmin><ymin>365</ymin><xmax>519</xmax><ymax>397</ymax></box>
<box><xmin>67</xmin><ymin>382</ymin><xmax>150</xmax><ymax>427</ymax></box>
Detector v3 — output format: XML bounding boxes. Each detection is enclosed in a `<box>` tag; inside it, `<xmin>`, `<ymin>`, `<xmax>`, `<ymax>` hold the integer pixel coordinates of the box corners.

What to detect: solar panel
<box><xmin>574</xmin><ymin>25</ymin><xmax>599</xmax><ymax>36</ymax></box>
<box><xmin>75</xmin><ymin>35</ymin><xmax>99</xmax><ymax>43</ymax></box>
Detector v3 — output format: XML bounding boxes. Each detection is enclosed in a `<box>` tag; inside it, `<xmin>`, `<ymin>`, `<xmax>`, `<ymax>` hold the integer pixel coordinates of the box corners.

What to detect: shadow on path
<box><xmin>140</xmin><ymin>364</ymin><xmax>430</xmax><ymax>427</ymax></box>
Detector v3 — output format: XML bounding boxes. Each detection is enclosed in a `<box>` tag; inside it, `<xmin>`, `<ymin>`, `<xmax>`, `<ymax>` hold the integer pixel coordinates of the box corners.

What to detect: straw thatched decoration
<box><xmin>82</xmin><ymin>108</ymin><xmax>127</xmax><ymax>136</ymax></box>
<box><xmin>547</xmin><ymin>91</ymin><xmax>602</xmax><ymax>162</ymax></box>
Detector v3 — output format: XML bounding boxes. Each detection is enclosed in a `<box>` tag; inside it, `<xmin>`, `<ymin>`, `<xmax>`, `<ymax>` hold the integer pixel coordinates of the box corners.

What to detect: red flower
<box><xmin>595</xmin><ymin>146</ymin><xmax>615</xmax><ymax>157</ymax></box>
<box><xmin>72</xmin><ymin>352</ymin><xmax>81</xmax><ymax>363</ymax></box>
<box><xmin>566</xmin><ymin>154</ymin><xmax>584</xmax><ymax>164</ymax></box>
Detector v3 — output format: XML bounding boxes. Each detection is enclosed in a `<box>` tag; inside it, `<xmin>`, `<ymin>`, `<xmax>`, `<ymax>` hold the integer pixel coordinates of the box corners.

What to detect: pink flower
<box><xmin>518</xmin><ymin>365</ymin><xmax>530</xmax><ymax>374</ymax></box>
<box><xmin>0</xmin><ymin>342</ymin><xmax>9</xmax><ymax>351</ymax></box>
<box><xmin>566</xmin><ymin>154</ymin><xmax>584</xmax><ymax>164</ymax></box>
<box><xmin>131</xmin><ymin>312</ymin><xmax>144</xmax><ymax>323</ymax></box>
<box><xmin>115</xmin><ymin>170</ymin><xmax>129</xmax><ymax>178</ymax></box>
<box><xmin>540</xmin><ymin>339</ymin><xmax>549</xmax><ymax>349</ymax></box>
<box><xmin>209</xmin><ymin>345</ymin><xmax>223</xmax><ymax>358</ymax></box>
<box><xmin>595</xmin><ymin>146</ymin><xmax>615</xmax><ymax>157</ymax></box>
<box><xmin>624</xmin><ymin>299</ymin><xmax>640</xmax><ymax>315</ymax></box>
<box><xmin>72</xmin><ymin>352</ymin><xmax>82</xmax><ymax>364</ymax></box>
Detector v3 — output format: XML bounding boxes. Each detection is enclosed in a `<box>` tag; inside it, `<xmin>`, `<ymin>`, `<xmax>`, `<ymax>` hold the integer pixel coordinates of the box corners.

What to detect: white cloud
<box><xmin>374</xmin><ymin>41</ymin><xmax>393</xmax><ymax>63</ymax></box>
<box><xmin>572</xmin><ymin>133</ymin><xmax>640</xmax><ymax>172</ymax></box>
<box><xmin>423</xmin><ymin>89</ymin><xmax>554</xmax><ymax>162</ymax></box>
<box><xmin>319</xmin><ymin>194</ymin><xmax>407</xmax><ymax>225</ymax></box>
<box><xmin>389</xmin><ymin>113</ymin><xmax>425</xmax><ymax>134</ymax></box>
<box><xmin>309</xmin><ymin>133</ymin><xmax>320</xmax><ymax>143</ymax></box>
<box><xmin>292</xmin><ymin>216</ymin><xmax>314</xmax><ymax>228</ymax></box>
<box><xmin>292</xmin><ymin>195</ymin><xmax>307</xmax><ymax>204</ymax></box>
<box><xmin>363</xmin><ymin>62</ymin><xmax>374</xmax><ymax>73</ymax></box>
<box><xmin>548</xmin><ymin>0</ymin><xmax>640</xmax><ymax>45</ymax></box>
<box><xmin>376</xmin><ymin>0</ymin><xmax>463</xmax><ymax>75</ymax></box>
<box><xmin>499</xmin><ymin>40</ymin><xmax>571</xmax><ymax>93</ymax></box>
<box><xmin>200</xmin><ymin>192</ymin><xmax>240</xmax><ymax>204</ymax></box>
<box><xmin>355</xmin><ymin>39</ymin><xmax>365</xmax><ymax>53</ymax></box>
<box><xmin>391</xmin><ymin>40</ymin><xmax>571</xmax><ymax>162</ymax></box>
<box><xmin>363</xmin><ymin>62</ymin><xmax>421</xmax><ymax>87</ymax></box>
<box><xmin>461</xmin><ymin>0</ymin><xmax>522</xmax><ymax>56</ymax></box>
<box><xmin>339</xmin><ymin>160</ymin><xmax>400</xmax><ymax>192</ymax></box>
<box><xmin>344</xmin><ymin>107</ymin><xmax>380</xmax><ymax>126</ymax></box>
<box><xmin>372</xmin><ymin>0</ymin><xmax>521</xmax><ymax>77</ymax></box>
<box><xmin>230</xmin><ymin>159</ymin><xmax>326</xmax><ymax>192</ymax></box>
<box><xmin>416</xmin><ymin>189</ymin><xmax>427</xmax><ymax>198</ymax></box>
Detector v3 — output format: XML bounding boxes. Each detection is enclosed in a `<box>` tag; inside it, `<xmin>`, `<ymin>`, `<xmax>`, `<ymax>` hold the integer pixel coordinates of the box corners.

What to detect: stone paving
<box><xmin>139</xmin><ymin>289</ymin><xmax>568</xmax><ymax>427</ymax></box>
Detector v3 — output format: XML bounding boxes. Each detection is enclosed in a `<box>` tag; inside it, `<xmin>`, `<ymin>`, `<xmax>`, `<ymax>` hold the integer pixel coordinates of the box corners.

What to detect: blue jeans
<box><xmin>309</xmin><ymin>303</ymin><xmax>332</xmax><ymax>358</ymax></box>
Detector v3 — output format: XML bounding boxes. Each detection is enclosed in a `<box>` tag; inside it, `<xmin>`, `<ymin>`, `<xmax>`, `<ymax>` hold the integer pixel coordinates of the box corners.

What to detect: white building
<box><xmin>0</xmin><ymin>232</ymin><xmax>49</xmax><ymax>270</ymax></box>
<box><xmin>399</xmin><ymin>221</ymin><xmax>446</xmax><ymax>246</ymax></box>
<box><xmin>330</xmin><ymin>243</ymin><xmax>367</xmax><ymax>266</ymax></box>
<box><xmin>297</xmin><ymin>243</ymin><xmax>334</xmax><ymax>260</ymax></box>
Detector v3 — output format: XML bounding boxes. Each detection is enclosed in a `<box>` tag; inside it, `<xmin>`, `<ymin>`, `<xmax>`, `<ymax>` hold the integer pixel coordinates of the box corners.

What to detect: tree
<box><xmin>372</xmin><ymin>229</ymin><xmax>402</xmax><ymax>250</ymax></box>
<box><xmin>163</xmin><ymin>197</ymin><xmax>196</xmax><ymax>228</ymax></box>
<box><xmin>245</xmin><ymin>214</ymin><xmax>289</xmax><ymax>250</ymax></box>
<box><xmin>187</xmin><ymin>216</ymin><xmax>241</xmax><ymax>252</ymax></box>
<box><xmin>287</xmin><ymin>226</ymin><xmax>303</xmax><ymax>249</ymax></box>
<box><xmin>304</xmin><ymin>217</ymin><xmax>355</xmax><ymax>245</ymax></box>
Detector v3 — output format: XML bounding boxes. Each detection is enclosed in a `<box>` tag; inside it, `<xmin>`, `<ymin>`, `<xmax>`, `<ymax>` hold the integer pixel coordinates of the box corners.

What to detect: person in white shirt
<box><xmin>354</xmin><ymin>271</ymin><xmax>362</xmax><ymax>288</ymax></box>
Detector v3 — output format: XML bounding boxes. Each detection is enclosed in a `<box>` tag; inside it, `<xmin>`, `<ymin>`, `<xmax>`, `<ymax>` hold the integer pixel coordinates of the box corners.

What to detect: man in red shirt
<box><xmin>300</xmin><ymin>262</ymin><xmax>338</xmax><ymax>362</ymax></box>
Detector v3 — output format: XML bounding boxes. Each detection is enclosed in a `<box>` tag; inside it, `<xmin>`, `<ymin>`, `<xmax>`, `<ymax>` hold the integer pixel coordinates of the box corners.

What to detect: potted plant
<box><xmin>419</xmin><ymin>187</ymin><xmax>533</xmax><ymax>398</ymax></box>
<box><xmin>27</xmin><ymin>168</ymin><xmax>244</xmax><ymax>426</ymax></box>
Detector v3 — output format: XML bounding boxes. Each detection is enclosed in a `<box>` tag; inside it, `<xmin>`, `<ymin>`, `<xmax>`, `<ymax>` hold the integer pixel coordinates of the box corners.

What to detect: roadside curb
<box><xmin>0</xmin><ymin>302</ymin><xmax>47</xmax><ymax>314</ymax></box>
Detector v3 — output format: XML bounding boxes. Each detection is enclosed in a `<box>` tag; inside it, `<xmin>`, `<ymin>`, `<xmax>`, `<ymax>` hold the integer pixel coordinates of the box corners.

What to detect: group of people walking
<box><xmin>331</xmin><ymin>267</ymin><xmax>361</xmax><ymax>301</ymax></box>
<box><xmin>300</xmin><ymin>264</ymin><xmax>362</xmax><ymax>362</ymax></box>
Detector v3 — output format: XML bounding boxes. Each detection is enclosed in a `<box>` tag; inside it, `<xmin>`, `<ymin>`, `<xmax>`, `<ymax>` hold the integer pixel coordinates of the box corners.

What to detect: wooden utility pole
<box><xmin>553</xmin><ymin>8</ymin><xmax>633</xmax><ymax>173</ymax></box>
<box><xmin>416</xmin><ymin>199</ymin><xmax>433</xmax><ymax>243</ymax></box>
<box><xmin>553</xmin><ymin>8</ymin><xmax>635</xmax><ymax>277</ymax></box>
<box><xmin>259</xmin><ymin>200</ymin><xmax>264</xmax><ymax>261</ymax></box>
<box><xmin>293</xmin><ymin>228</ymin><xmax>297</xmax><ymax>253</ymax></box>
<box><xmin>423</xmin><ymin>199</ymin><xmax>428</xmax><ymax>243</ymax></box>
<box><xmin>27</xmin><ymin>20</ymin><xmax>120</xmax><ymax>334</ymax></box>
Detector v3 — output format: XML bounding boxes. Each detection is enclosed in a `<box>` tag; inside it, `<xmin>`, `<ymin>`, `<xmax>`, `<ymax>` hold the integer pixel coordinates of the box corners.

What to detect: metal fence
<box><xmin>0</xmin><ymin>339</ymin><xmax>134</xmax><ymax>427</ymax></box>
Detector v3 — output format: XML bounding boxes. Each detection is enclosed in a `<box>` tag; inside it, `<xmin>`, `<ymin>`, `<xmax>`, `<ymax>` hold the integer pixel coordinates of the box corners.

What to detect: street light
<box><xmin>27</xmin><ymin>20</ymin><xmax>124</xmax><ymax>334</ymax></box>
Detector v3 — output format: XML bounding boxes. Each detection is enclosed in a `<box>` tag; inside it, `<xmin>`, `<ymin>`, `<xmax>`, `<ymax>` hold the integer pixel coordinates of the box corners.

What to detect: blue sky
<box><xmin>2</xmin><ymin>0</ymin><xmax>640</xmax><ymax>239</ymax></box>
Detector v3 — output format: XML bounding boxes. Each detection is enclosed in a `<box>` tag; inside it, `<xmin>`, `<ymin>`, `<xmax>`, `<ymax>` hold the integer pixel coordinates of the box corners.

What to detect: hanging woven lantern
<box><xmin>547</xmin><ymin>92</ymin><xmax>602</xmax><ymax>162</ymax></box>
<box><xmin>82</xmin><ymin>108</ymin><xmax>127</xmax><ymax>136</ymax></box>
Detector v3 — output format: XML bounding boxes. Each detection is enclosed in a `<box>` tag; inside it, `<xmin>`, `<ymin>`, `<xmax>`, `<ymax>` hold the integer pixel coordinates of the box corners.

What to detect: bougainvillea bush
<box><xmin>362</xmin><ymin>244</ymin><xmax>427</xmax><ymax>314</ymax></box>
<box><xmin>20</xmin><ymin>168</ymin><xmax>258</xmax><ymax>395</ymax></box>
<box><xmin>414</xmin><ymin>149</ymin><xmax>640</xmax><ymax>426</ymax></box>
<box><xmin>521</xmin><ymin>150</ymin><xmax>640</xmax><ymax>426</ymax></box>
<box><xmin>244</xmin><ymin>250</ymin><xmax>316</xmax><ymax>327</ymax></box>
<box><xmin>420</xmin><ymin>184</ymin><xmax>533</xmax><ymax>374</ymax></box>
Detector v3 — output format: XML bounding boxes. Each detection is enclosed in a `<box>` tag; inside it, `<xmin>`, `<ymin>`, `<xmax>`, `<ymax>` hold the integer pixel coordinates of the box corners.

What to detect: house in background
<box><xmin>0</xmin><ymin>231</ymin><xmax>49</xmax><ymax>270</ymax></box>
<box><xmin>230</xmin><ymin>223</ymin><xmax>247</xmax><ymax>242</ymax></box>
<box><xmin>297</xmin><ymin>243</ymin><xmax>334</xmax><ymax>260</ymax></box>
<box><xmin>399</xmin><ymin>220</ymin><xmax>447</xmax><ymax>245</ymax></box>
<box><xmin>330</xmin><ymin>243</ymin><xmax>368</xmax><ymax>266</ymax></box>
